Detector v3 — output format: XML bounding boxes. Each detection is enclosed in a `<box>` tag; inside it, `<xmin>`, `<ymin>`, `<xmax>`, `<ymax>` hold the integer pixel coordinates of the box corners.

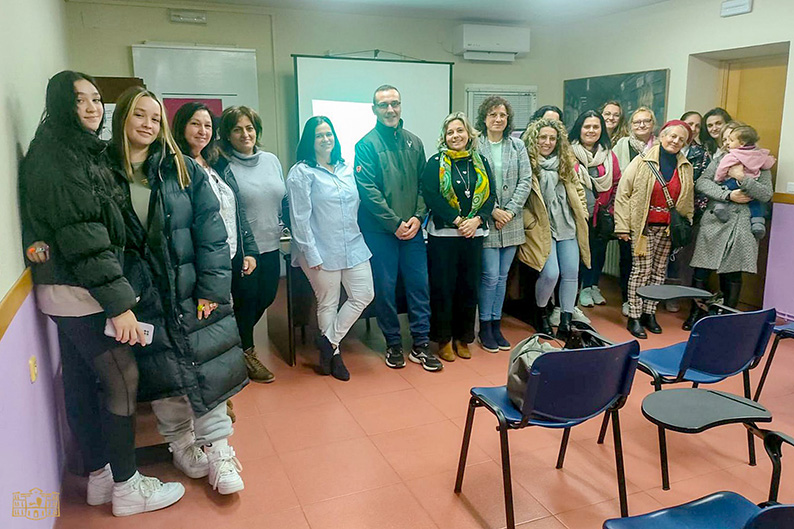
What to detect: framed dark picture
<box><xmin>563</xmin><ymin>69</ymin><xmax>670</xmax><ymax>129</ymax></box>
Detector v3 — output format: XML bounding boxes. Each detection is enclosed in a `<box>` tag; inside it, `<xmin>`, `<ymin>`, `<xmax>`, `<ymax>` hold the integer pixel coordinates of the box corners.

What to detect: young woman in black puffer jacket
<box><xmin>19</xmin><ymin>71</ymin><xmax>184</xmax><ymax>516</ymax></box>
<box><xmin>109</xmin><ymin>87</ymin><xmax>248</xmax><ymax>496</ymax></box>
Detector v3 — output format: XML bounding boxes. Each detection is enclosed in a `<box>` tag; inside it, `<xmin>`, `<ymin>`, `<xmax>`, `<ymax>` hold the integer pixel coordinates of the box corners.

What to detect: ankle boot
<box><xmin>683</xmin><ymin>277</ymin><xmax>708</xmax><ymax>330</ymax></box>
<box><xmin>627</xmin><ymin>317</ymin><xmax>647</xmax><ymax>339</ymax></box>
<box><xmin>492</xmin><ymin>320</ymin><xmax>511</xmax><ymax>350</ymax></box>
<box><xmin>534</xmin><ymin>305</ymin><xmax>554</xmax><ymax>336</ymax></box>
<box><xmin>640</xmin><ymin>313</ymin><xmax>662</xmax><ymax>334</ymax></box>
<box><xmin>478</xmin><ymin>320</ymin><xmax>499</xmax><ymax>353</ymax></box>
<box><xmin>556</xmin><ymin>312</ymin><xmax>573</xmax><ymax>340</ymax></box>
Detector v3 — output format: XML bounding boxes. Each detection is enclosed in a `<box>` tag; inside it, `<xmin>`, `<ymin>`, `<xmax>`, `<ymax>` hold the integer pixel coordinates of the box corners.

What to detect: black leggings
<box><xmin>232</xmin><ymin>250</ymin><xmax>281</xmax><ymax>351</ymax></box>
<box><xmin>692</xmin><ymin>268</ymin><xmax>743</xmax><ymax>308</ymax></box>
<box><xmin>56</xmin><ymin>313</ymin><xmax>139</xmax><ymax>482</ymax></box>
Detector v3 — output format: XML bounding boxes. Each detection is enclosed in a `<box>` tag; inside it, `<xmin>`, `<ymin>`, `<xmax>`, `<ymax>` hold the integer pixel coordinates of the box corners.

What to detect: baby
<box><xmin>714</xmin><ymin>125</ymin><xmax>775</xmax><ymax>240</ymax></box>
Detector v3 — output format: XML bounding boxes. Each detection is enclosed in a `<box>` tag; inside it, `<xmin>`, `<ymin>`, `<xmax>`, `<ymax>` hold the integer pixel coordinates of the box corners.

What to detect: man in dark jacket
<box><xmin>354</xmin><ymin>85</ymin><xmax>441</xmax><ymax>372</ymax></box>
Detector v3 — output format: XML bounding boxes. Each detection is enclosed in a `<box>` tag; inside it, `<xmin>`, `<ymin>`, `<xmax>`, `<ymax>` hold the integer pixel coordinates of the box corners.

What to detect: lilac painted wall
<box><xmin>0</xmin><ymin>294</ymin><xmax>63</xmax><ymax>529</ymax></box>
<box><xmin>765</xmin><ymin>202</ymin><xmax>794</xmax><ymax>321</ymax></box>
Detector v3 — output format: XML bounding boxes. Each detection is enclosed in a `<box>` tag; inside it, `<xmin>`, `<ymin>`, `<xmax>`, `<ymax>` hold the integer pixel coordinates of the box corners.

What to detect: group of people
<box><xmin>18</xmin><ymin>70</ymin><xmax>773</xmax><ymax>517</ymax></box>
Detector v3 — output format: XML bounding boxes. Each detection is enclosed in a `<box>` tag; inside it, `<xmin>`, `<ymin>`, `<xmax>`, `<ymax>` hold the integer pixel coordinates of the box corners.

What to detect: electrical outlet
<box><xmin>29</xmin><ymin>356</ymin><xmax>38</xmax><ymax>383</ymax></box>
<box><xmin>787</xmin><ymin>182</ymin><xmax>794</xmax><ymax>194</ymax></box>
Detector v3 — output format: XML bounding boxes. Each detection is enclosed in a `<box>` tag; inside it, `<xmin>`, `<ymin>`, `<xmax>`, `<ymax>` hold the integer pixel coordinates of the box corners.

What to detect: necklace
<box><xmin>453</xmin><ymin>159</ymin><xmax>472</xmax><ymax>198</ymax></box>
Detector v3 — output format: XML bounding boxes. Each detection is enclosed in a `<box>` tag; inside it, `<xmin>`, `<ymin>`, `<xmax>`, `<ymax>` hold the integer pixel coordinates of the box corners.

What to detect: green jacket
<box><xmin>354</xmin><ymin>120</ymin><xmax>427</xmax><ymax>234</ymax></box>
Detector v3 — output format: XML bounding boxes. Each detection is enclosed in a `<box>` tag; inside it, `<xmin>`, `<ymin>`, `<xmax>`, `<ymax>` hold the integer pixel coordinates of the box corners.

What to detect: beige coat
<box><xmin>614</xmin><ymin>144</ymin><xmax>694</xmax><ymax>256</ymax></box>
<box><xmin>517</xmin><ymin>169</ymin><xmax>591</xmax><ymax>272</ymax></box>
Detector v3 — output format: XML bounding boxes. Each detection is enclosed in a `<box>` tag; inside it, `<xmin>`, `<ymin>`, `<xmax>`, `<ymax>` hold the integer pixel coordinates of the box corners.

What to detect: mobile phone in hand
<box><xmin>104</xmin><ymin>319</ymin><xmax>154</xmax><ymax>345</ymax></box>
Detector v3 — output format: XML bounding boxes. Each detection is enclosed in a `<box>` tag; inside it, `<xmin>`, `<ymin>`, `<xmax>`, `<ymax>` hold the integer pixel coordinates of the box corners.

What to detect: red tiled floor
<box><xmin>55</xmin><ymin>277</ymin><xmax>794</xmax><ymax>528</ymax></box>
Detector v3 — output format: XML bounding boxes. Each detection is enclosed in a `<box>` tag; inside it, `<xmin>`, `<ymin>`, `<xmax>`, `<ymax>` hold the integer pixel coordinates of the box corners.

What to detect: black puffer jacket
<box><xmin>110</xmin><ymin>146</ymin><xmax>248</xmax><ymax>416</ymax></box>
<box><xmin>20</xmin><ymin>126</ymin><xmax>136</xmax><ymax>318</ymax></box>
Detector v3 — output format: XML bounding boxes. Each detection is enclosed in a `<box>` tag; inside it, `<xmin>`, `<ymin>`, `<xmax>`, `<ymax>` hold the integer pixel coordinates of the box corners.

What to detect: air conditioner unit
<box><xmin>451</xmin><ymin>24</ymin><xmax>531</xmax><ymax>62</ymax></box>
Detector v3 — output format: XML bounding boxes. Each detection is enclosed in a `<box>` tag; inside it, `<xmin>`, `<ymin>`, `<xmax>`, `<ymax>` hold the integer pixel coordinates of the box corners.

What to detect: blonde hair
<box><xmin>521</xmin><ymin>118</ymin><xmax>577</xmax><ymax>184</ymax></box>
<box><xmin>437</xmin><ymin>111</ymin><xmax>479</xmax><ymax>151</ymax></box>
<box><xmin>629</xmin><ymin>106</ymin><xmax>657</xmax><ymax>130</ymax></box>
<box><xmin>112</xmin><ymin>87</ymin><xmax>190</xmax><ymax>189</ymax></box>
<box><xmin>730</xmin><ymin>124</ymin><xmax>760</xmax><ymax>146</ymax></box>
<box><xmin>719</xmin><ymin>120</ymin><xmax>747</xmax><ymax>149</ymax></box>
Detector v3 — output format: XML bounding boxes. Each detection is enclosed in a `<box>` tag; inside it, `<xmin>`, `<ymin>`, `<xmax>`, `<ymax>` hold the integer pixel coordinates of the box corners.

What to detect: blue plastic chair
<box><xmin>753</xmin><ymin>322</ymin><xmax>794</xmax><ymax>401</ymax></box>
<box><xmin>597</xmin><ymin>308</ymin><xmax>776</xmax><ymax>489</ymax></box>
<box><xmin>603</xmin><ymin>428</ymin><xmax>794</xmax><ymax>528</ymax></box>
<box><xmin>454</xmin><ymin>339</ymin><xmax>640</xmax><ymax>528</ymax></box>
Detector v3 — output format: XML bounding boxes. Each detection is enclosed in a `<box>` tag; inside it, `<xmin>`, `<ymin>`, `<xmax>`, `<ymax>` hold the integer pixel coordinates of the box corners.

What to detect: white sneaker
<box><xmin>112</xmin><ymin>472</ymin><xmax>185</xmax><ymax>517</ymax></box>
<box><xmin>591</xmin><ymin>286</ymin><xmax>607</xmax><ymax>305</ymax></box>
<box><xmin>169</xmin><ymin>432</ymin><xmax>209</xmax><ymax>479</ymax></box>
<box><xmin>206</xmin><ymin>440</ymin><xmax>244</xmax><ymax>495</ymax></box>
<box><xmin>87</xmin><ymin>464</ymin><xmax>113</xmax><ymax>506</ymax></box>
<box><xmin>549</xmin><ymin>306</ymin><xmax>561</xmax><ymax>326</ymax></box>
<box><xmin>572</xmin><ymin>306</ymin><xmax>592</xmax><ymax>324</ymax></box>
<box><xmin>579</xmin><ymin>287</ymin><xmax>594</xmax><ymax>307</ymax></box>
<box><xmin>622</xmin><ymin>302</ymin><xmax>630</xmax><ymax>317</ymax></box>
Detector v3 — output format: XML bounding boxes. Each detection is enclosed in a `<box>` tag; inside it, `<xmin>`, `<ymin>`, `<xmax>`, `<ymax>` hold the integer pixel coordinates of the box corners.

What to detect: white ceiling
<box><xmin>161</xmin><ymin>0</ymin><xmax>670</xmax><ymax>23</ymax></box>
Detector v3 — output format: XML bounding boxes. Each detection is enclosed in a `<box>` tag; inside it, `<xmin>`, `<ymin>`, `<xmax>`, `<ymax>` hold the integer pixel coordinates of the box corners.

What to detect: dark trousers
<box><xmin>580</xmin><ymin>233</ymin><xmax>609</xmax><ymax>289</ymax></box>
<box><xmin>692</xmin><ymin>267</ymin><xmax>743</xmax><ymax>307</ymax></box>
<box><xmin>362</xmin><ymin>230</ymin><xmax>431</xmax><ymax>347</ymax></box>
<box><xmin>427</xmin><ymin>235</ymin><xmax>483</xmax><ymax>344</ymax></box>
<box><xmin>231</xmin><ymin>250</ymin><xmax>280</xmax><ymax>351</ymax></box>
<box><xmin>619</xmin><ymin>239</ymin><xmax>632</xmax><ymax>302</ymax></box>
<box><xmin>55</xmin><ymin>313</ymin><xmax>138</xmax><ymax>482</ymax></box>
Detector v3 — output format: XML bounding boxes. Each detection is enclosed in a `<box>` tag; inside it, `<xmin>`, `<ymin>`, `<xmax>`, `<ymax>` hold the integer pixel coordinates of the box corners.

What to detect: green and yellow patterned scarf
<box><xmin>439</xmin><ymin>149</ymin><xmax>490</xmax><ymax>218</ymax></box>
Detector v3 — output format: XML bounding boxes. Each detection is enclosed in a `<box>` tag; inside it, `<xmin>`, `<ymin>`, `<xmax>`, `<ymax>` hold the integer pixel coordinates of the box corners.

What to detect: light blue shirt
<box><xmin>286</xmin><ymin>161</ymin><xmax>372</xmax><ymax>271</ymax></box>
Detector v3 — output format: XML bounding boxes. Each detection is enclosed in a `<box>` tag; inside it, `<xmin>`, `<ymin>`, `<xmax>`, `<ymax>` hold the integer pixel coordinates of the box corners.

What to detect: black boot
<box><xmin>556</xmin><ymin>312</ymin><xmax>572</xmax><ymax>340</ymax></box>
<box><xmin>491</xmin><ymin>320</ymin><xmax>511</xmax><ymax>350</ymax></box>
<box><xmin>478</xmin><ymin>320</ymin><xmax>499</xmax><ymax>353</ymax></box>
<box><xmin>640</xmin><ymin>313</ymin><xmax>662</xmax><ymax>334</ymax></box>
<box><xmin>724</xmin><ymin>280</ymin><xmax>743</xmax><ymax>309</ymax></box>
<box><xmin>315</xmin><ymin>335</ymin><xmax>335</xmax><ymax>375</ymax></box>
<box><xmin>534</xmin><ymin>305</ymin><xmax>554</xmax><ymax>336</ymax></box>
<box><xmin>683</xmin><ymin>277</ymin><xmax>708</xmax><ymax>330</ymax></box>
<box><xmin>627</xmin><ymin>317</ymin><xmax>647</xmax><ymax>339</ymax></box>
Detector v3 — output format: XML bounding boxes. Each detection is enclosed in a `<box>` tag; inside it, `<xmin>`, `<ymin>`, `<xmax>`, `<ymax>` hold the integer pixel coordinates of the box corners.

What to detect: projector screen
<box><xmin>294</xmin><ymin>55</ymin><xmax>453</xmax><ymax>165</ymax></box>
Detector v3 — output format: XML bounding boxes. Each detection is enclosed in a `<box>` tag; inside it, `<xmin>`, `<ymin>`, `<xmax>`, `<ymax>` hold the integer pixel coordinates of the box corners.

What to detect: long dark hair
<box><xmin>700</xmin><ymin>108</ymin><xmax>732</xmax><ymax>154</ymax></box>
<box><xmin>295</xmin><ymin>116</ymin><xmax>343</xmax><ymax>167</ymax></box>
<box><xmin>568</xmin><ymin>110</ymin><xmax>611</xmax><ymax>150</ymax></box>
<box><xmin>530</xmin><ymin>105</ymin><xmax>563</xmax><ymax>124</ymax></box>
<box><xmin>35</xmin><ymin>70</ymin><xmax>104</xmax><ymax>144</ymax></box>
<box><xmin>172</xmin><ymin>102</ymin><xmax>220</xmax><ymax>165</ymax></box>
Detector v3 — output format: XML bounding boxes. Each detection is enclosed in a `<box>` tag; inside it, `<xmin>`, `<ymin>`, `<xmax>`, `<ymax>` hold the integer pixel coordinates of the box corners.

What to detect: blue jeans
<box><xmin>535</xmin><ymin>238</ymin><xmax>580</xmax><ymax>313</ymax></box>
<box><xmin>479</xmin><ymin>246</ymin><xmax>517</xmax><ymax>321</ymax></box>
<box><xmin>723</xmin><ymin>178</ymin><xmax>765</xmax><ymax>218</ymax></box>
<box><xmin>362</xmin><ymin>230</ymin><xmax>431</xmax><ymax>347</ymax></box>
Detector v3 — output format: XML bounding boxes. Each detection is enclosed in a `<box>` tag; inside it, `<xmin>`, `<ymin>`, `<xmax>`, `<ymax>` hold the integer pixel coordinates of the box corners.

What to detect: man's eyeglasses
<box><xmin>375</xmin><ymin>101</ymin><xmax>401</xmax><ymax>110</ymax></box>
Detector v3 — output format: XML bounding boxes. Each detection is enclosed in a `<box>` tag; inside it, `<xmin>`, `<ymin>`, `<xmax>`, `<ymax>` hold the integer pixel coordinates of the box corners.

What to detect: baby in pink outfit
<box><xmin>714</xmin><ymin>125</ymin><xmax>775</xmax><ymax>240</ymax></box>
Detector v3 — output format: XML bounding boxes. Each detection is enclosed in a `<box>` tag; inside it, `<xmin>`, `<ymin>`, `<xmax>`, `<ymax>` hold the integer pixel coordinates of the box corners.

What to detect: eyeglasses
<box><xmin>632</xmin><ymin>119</ymin><xmax>653</xmax><ymax>126</ymax></box>
<box><xmin>375</xmin><ymin>101</ymin><xmax>401</xmax><ymax>110</ymax></box>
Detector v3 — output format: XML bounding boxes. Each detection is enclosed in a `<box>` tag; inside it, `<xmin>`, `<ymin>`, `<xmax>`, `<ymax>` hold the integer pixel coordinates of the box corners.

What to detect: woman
<box><xmin>613</xmin><ymin>106</ymin><xmax>658</xmax><ymax>315</ymax></box>
<box><xmin>530</xmin><ymin>105</ymin><xmax>563</xmax><ymax>124</ymax></box>
<box><xmin>681</xmin><ymin>111</ymin><xmax>710</xmax><ymax>180</ymax></box>
<box><xmin>422</xmin><ymin>112</ymin><xmax>496</xmax><ymax>361</ymax></box>
<box><xmin>219</xmin><ymin>106</ymin><xmax>287</xmax><ymax>381</ymax></box>
<box><xmin>614</xmin><ymin>120</ymin><xmax>695</xmax><ymax>338</ymax></box>
<box><xmin>700</xmin><ymin>108</ymin><xmax>732</xmax><ymax>156</ymax></box>
<box><xmin>19</xmin><ymin>71</ymin><xmax>184</xmax><ymax>515</ymax></box>
<box><xmin>474</xmin><ymin>96</ymin><xmax>531</xmax><ymax>352</ymax></box>
<box><xmin>518</xmin><ymin>118</ymin><xmax>590</xmax><ymax>337</ymax></box>
<box><xmin>110</xmin><ymin>87</ymin><xmax>248</xmax><ymax>495</ymax></box>
<box><xmin>687</xmin><ymin>121</ymin><xmax>772</xmax><ymax>326</ymax></box>
<box><xmin>570</xmin><ymin>110</ymin><xmax>621</xmax><ymax>308</ymax></box>
<box><xmin>172</xmin><ymin>103</ymin><xmax>274</xmax><ymax>384</ymax></box>
<box><xmin>286</xmin><ymin>116</ymin><xmax>374</xmax><ymax>381</ymax></box>
<box><xmin>601</xmin><ymin>100</ymin><xmax>629</xmax><ymax>146</ymax></box>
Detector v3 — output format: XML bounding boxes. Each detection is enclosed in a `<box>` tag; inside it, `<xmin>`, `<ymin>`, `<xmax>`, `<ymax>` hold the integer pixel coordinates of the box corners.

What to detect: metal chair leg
<box><xmin>498</xmin><ymin>418</ymin><xmax>516</xmax><ymax>529</ymax></box>
<box><xmin>754</xmin><ymin>335</ymin><xmax>782</xmax><ymax>401</ymax></box>
<box><xmin>611</xmin><ymin>410</ymin><xmax>629</xmax><ymax>517</ymax></box>
<box><xmin>658</xmin><ymin>425</ymin><xmax>670</xmax><ymax>490</ymax></box>
<box><xmin>743</xmin><ymin>370</ymin><xmax>757</xmax><ymax>466</ymax></box>
<box><xmin>597</xmin><ymin>412</ymin><xmax>610</xmax><ymax>444</ymax></box>
<box><xmin>455</xmin><ymin>397</ymin><xmax>477</xmax><ymax>493</ymax></box>
<box><xmin>556</xmin><ymin>428</ymin><xmax>571</xmax><ymax>469</ymax></box>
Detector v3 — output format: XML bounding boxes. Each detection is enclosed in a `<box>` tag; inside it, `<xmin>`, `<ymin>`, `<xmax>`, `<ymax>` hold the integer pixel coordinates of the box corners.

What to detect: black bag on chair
<box><xmin>643</xmin><ymin>157</ymin><xmax>693</xmax><ymax>249</ymax></box>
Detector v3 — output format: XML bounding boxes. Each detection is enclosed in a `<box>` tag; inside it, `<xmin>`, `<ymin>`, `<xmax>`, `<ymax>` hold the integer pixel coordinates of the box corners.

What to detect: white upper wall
<box><xmin>554</xmin><ymin>0</ymin><xmax>794</xmax><ymax>192</ymax></box>
<box><xmin>0</xmin><ymin>0</ymin><xmax>69</xmax><ymax>298</ymax></box>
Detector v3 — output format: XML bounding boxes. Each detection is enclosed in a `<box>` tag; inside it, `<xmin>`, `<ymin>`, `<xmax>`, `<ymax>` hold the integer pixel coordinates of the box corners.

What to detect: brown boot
<box><xmin>226</xmin><ymin>400</ymin><xmax>236</xmax><ymax>423</ymax></box>
<box><xmin>454</xmin><ymin>340</ymin><xmax>472</xmax><ymax>359</ymax></box>
<box><xmin>437</xmin><ymin>341</ymin><xmax>455</xmax><ymax>362</ymax></box>
<box><xmin>244</xmin><ymin>348</ymin><xmax>275</xmax><ymax>383</ymax></box>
